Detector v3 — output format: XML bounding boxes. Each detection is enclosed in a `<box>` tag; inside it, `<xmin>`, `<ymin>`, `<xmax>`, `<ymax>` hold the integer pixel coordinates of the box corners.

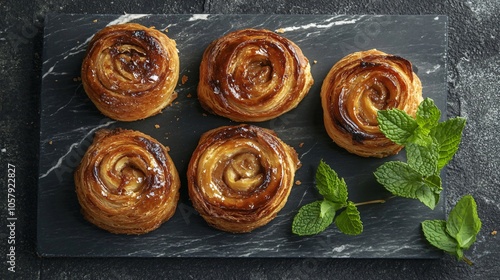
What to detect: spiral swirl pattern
<box><xmin>187</xmin><ymin>124</ymin><xmax>300</xmax><ymax>233</ymax></box>
<box><xmin>321</xmin><ymin>49</ymin><xmax>423</xmax><ymax>157</ymax></box>
<box><xmin>74</xmin><ymin>129</ymin><xmax>180</xmax><ymax>234</ymax></box>
<box><xmin>198</xmin><ymin>29</ymin><xmax>314</xmax><ymax>122</ymax></box>
<box><xmin>81</xmin><ymin>23</ymin><xmax>180</xmax><ymax>121</ymax></box>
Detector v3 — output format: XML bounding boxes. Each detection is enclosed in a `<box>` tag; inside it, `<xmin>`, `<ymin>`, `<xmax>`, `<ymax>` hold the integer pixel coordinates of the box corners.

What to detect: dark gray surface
<box><xmin>1</xmin><ymin>0</ymin><xmax>499</xmax><ymax>279</ymax></box>
<box><xmin>38</xmin><ymin>14</ymin><xmax>447</xmax><ymax>259</ymax></box>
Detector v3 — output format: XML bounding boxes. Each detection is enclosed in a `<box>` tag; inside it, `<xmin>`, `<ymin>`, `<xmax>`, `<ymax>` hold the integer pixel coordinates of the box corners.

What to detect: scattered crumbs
<box><xmin>49</xmin><ymin>140</ymin><xmax>53</xmax><ymax>145</ymax></box>
<box><xmin>174</xmin><ymin>101</ymin><xmax>179</xmax><ymax>105</ymax></box>
<box><xmin>73</xmin><ymin>77</ymin><xmax>82</xmax><ymax>82</ymax></box>
<box><xmin>164</xmin><ymin>28</ymin><xmax>169</xmax><ymax>33</ymax></box>
<box><xmin>202</xmin><ymin>113</ymin><xmax>207</xmax><ymax>117</ymax></box>
<box><xmin>492</xmin><ymin>230</ymin><xmax>497</xmax><ymax>236</ymax></box>
<box><xmin>154</xmin><ymin>124</ymin><xmax>160</xmax><ymax>129</ymax></box>
<box><xmin>176</xmin><ymin>117</ymin><xmax>180</xmax><ymax>121</ymax></box>
<box><xmin>1</xmin><ymin>148</ymin><xmax>6</xmax><ymax>153</ymax></box>
<box><xmin>299</xmin><ymin>142</ymin><xmax>304</xmax><ymax>148</ymax></box>
<box><xmin>313</xmin><ymin>60</ymin><xmax>318</xmax><ymax>64</ymax></box>
<box><xmin>92</xmin><ymin>19</ymin><xmax>98</xmax><ymax>23</ymax></box>
<box><xmin>150</xmin><ymin>26</ymin><xmax>156</xmax><ymax>29</ymax></box>
<box><xmin>295</xmin><ymin>180</ymin><xmax>302</xmax><ymax>185</ymax></box>
<box><xmin>275</xmin><ymin>28</ymin><xmax>286</xmax><ymax>34</ymax></box>
<box><xmin>187</xmin><ymin>93</ymin><xmax>192</xmax><ymax>98</ymax></box>
<box><xmin>55</xmin><ymin>79</ymin><xmax>58</xmax><ymax>82</ymax></box>
<box><xmin>165</xmin><ymin>146</ymin><xmax>170</xmax><ymax>152</ymax></box>
<box><xmin>181</xmin><ymin>75</ymin><xmax>188</xmax><ymax>85</ymax></box>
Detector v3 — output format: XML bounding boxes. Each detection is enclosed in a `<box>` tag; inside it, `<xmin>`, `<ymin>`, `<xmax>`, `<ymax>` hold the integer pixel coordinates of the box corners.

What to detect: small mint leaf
<box><xmin>374</xmin><ymin>161</ymin><xmax>424</xmax><ymax>199</ymax></box>
<box><xmin>316</xmin><ymin>160</ymin><xmax>348</xmax><ymax>204</ymax></box>
<box><xmin>446</xmin><ymin>195</ymin><xmax>482</xmax><ymax>250</ymax></box>
<box><xmin>292</xmin><ymin>201</ymin><xmax>335</xmax><ymax>236</ymax></box>
<box><xmin>422</xmin><ymin>220</ymin><xmax>459</xmax><ymax>254</ymax></box>
<box><xmin>407</xmin><ymin>127</ymin><xmax>434</xmax><ymax>147</ymax></box>
<box><xmin>320</xmin><ymin>200</ymin><xmax>341</xmax><ymax>218</ymax></box>
<box><xmin>334</xmin><ymin>201</ymin><xmax>363</xmax><ymax>235</ymax></box>
<box><xmin>424</xmin><ymin>174</ymin><xmax>442</xmax><ymax>191</ymax></box>
<box><xmin>406</xmin><ymin>143</ymin><xmax>439</xmax><ymax>176</ymax></box>
<box><xmin>416</xmin><ymin>98</ymin><xmax>441</xmax><ymax>133</ymax></box>
<box><xmin>415</xmin><ymin>184</ymin><xmax>440</xmax><ymax>209</ymax></box>
<box><xmin>431</xmin><ymin>117</ymin><xmax>466</xmax><ymax>171</ymax></box>
<box><xmin>377</xmin><ymin>109</ymin><xmax>418</xmax><ymax>145</ymax></box>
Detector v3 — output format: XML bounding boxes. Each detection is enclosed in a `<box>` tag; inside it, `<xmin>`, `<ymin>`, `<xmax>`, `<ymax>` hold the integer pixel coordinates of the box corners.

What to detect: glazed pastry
<box><xmin>74</xmin><ymin>128</ymin><xmax>180</xmax><ymax>234</ymax></box>
<box><xmin>187</xmin><ymin>124</ymin><xmax>300</xmax><ymax>233</ymax></box>
<box><xmin>321</xmin><ymin>49</ymin><xmax>423</xmax><ymax>157</ymax></box>
<box><xmin>198</xmin><ymin>29</ymin><xmax>314</xmax><ymax>122</ymax></box>
<box><xmin>81</xmin><ymin>23</ymin><xmax>180</xmax><ymax>121</ymax></box>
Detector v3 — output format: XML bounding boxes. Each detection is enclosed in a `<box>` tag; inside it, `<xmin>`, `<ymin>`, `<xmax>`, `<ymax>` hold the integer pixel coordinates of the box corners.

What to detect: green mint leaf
<box><xmin>374</xmin><ymin>161</ymin><xmax>424</xmax><ymax>198</ymax></box>
<box><xmin>316</xmin><ymin>160</ymin><xmax>348</xmax><ymax>204</ymax></box>
<box><xmin>424</xmin><ymin>174</ymin><xmax>442</xmax><ymax>190</ymax></box>
<box><xmin>407</xmin><ymin>126</ymin><xmax>434</xmax><ymax>147</ymax></box>
<box><xmin>334</xmin><ymin>201</ymin><xmax>363</xmax><ymax>235</ymax></box>
<box><xmin>422</xmin><ymin>220</ymin><xmax>459</xmax><ymax>254</ymax></box>
<box><xmin>320</xmin><ymin>199</ymin><xmax>342</xmax><ymax>218</ymax></box>
<box><xmin>431</xmin><ymin>117</ymin><xmax>466</xmax><ymax>171</ymax></box>
<box><xmin>406</xmin><ymin>143</ymin><xmax>439</xmax><ymax>176</ymax></box>
<box><xmin>446</xmin><ymin>195</ymin><xmax>482</xmax><ymax>249</ymax></box>
<box><xmin>292</xmin><ymin>201</ymin><xmax>335</xmax><ymax>236</ymax></box>
<box><xmin>416</xmin><ymin>98</ymin><xmax>441</xmax><ymax>134</ymax></box>
<box><xmin>415</xmin><ymin>183</ymin><xmax>440</xmax><ymax>209</ymax></box>
<box><xmin>377</xmin><ymin>109</ymin><xmax>418</xmax><ymax>145</ymax></box>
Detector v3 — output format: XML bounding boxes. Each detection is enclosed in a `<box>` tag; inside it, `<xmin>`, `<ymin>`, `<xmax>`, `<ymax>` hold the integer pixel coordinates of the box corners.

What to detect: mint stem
<box><xmin>353</xmin><ymin>196</ymin><xmax>395</xmax><ymax>207</ymax></box>
<box><xmin>463</xmin><ymin>256</ymin><xmax>474</xmax><ymax>266</ymax></box>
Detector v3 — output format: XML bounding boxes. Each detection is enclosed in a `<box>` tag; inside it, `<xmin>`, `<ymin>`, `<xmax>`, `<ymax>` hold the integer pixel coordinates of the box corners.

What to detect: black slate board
<box><xmin>38</xmin><ymin>14</ymin><xmax>447</xmax><ymax>258</ymax></box>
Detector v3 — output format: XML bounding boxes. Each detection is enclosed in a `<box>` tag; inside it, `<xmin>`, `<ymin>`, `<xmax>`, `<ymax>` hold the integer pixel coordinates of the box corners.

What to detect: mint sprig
<box><xmin>422</xmin><ymin>195</ymin><xmax>481</xmax><ymax>265</ymax></box>
<box><xmin>374</xmin><ymin>98</ymin><xmax>466</xmax><ymax>209</ymax></box>
<box><xmin>292</xmin><ymin>160</ymin><xmax>363</xmax><ymax>236</ymax></box>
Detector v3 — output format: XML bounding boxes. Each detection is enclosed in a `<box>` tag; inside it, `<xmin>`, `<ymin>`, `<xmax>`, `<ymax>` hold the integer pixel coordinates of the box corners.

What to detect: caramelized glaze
<box><xmin>321</xmin><ymin>49</ymin><xmax>423</xmax><ymax>157</ymax></box>
<box><xmin>74</xmin><ymin>128</ymin><xmax>180</xmax><ymax>234</ymax></box>
<box><xmin>187</xmin><ymin>124</ymin><xmax>300</xmax><ymax>233</ymax></box>
<box><xmin>81</xmin><ymin>23</ymin><xmax>179</xmax><ymax>121</ymax></box>
<box><xmin>198</xmin><ymin>29</ymin><xmax>314</xmax><ymax>122</ymax></box>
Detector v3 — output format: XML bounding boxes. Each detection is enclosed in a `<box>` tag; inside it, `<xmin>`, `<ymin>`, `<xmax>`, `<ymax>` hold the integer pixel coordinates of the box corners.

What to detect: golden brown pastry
<box><xmin>321</xmin><ymin>49</ymin><xmax>423</xmax><ymax>157</ymax></box>
<box><xmin>81</xmin><ymin>23</ymin><xmax>180</xmax><ymax>121</ymax></box>
<box><xmin>198</xmin><ymin>29</ymin><xmax>314</xmax><ymax>122</ymax></box>
<box><xmin>187</xmin><ymin>124</ymin><xmax>300</xmax><ymax>233</ymax></box>
<box><xmin>74</xmin><ymin>128</ymin><xmax>180</xmax><ymax>234</ymax></box>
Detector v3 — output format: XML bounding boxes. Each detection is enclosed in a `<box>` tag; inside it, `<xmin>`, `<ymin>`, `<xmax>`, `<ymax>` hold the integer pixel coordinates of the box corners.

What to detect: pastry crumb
<box><xmin>313</xmin><ymin>60</ymin><xmax>318</xmax><ymax>64</ymax></box>
<box><xmin>175</xmin><ymin>101</ymin><xmax>179</xmax><ymax>105</ymax></box>
<box><xmin>299</xmin><ymin>142</ymin><xmax>304</xmax><ymax>148</ymax></box>
<box><xmin>295</xmin><ymin>180</ymin><xmax>302</xmax><ymax>185</ymax></box>
<box><xmin>164</xmin><ymin>28</ymin><xmax>168</xmax><ymax>33</ymax></box>
<box><xmin>92</xmin><ymin>19</ymin><xmax>98</xmax><ymax>23</ymax></box>
<box><xmin>187</xmin><ymin>93</ymin><xmax>192</xmax><ymax>98</ymax></box>
<box><xmin>154</xmin><ymin>124</ymin><xmax>160</xmax><ymax>129</ymax></box>
<box><xmin>202</xmin><ymin>113</ymin><xmax>207</xmax><ymax>117</ymax></box>
<box><xmin>275</xmin><ymin>28</ymin><xmax>286</xmax><ymax>34</ymax></box>
<box><xmin>181</xmin><ymin>75</ymin><xmax>189</xmax><ymax>85</ymax></box>
<box><xmin>150</xmin><ymin>26</ymin><xmax>156</xmax><ymax>29</ymax></box>
<box><xmin>492</xmin><ymin>230</ymin><xmax>497</xmax><ymax>236</ymax></box>
<box><xmin>48</xmin><ymin>140</ymin><xmax>53</xmax><ymax>145</ymax></box>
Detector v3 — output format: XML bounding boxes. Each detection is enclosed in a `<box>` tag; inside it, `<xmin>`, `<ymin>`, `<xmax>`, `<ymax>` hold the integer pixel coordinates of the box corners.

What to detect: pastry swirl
<box><xmin>321</xmin><ymin>49</ymin><xmax>423</xmax><ymax>157</ymax></box>
<box><xmin>74</xmin><ymin>128</ymin><xmax>180</xmax><ymax>234</ymax></box>
<box><xmin>198</xmin><ymin>29</ymin><xmax>314</xmax><ymax>122</ymax></box>
<box><xmin>187</xmin><ymin>124</ymin><xmax>300</xmax><ymax>233</ymax></box>
<box><xmin>81</xmin><ymin>23</ymin><xmax>180</xmax><ymax>121</ymax></box>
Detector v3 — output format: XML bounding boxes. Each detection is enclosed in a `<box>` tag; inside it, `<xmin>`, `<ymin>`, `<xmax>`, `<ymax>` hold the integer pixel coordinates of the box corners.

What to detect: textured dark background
<box><xmin>0</xmin><ymin>0</ymin><xmax>499</xmax><ymax>279</ymax></box>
